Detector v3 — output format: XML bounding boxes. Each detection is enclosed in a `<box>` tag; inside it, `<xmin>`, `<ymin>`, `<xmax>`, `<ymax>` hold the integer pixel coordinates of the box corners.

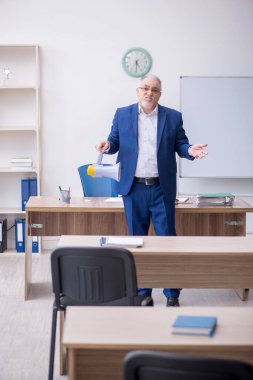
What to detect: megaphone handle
<box><xmin>97</xmin><ymin>152</ymin><xmax>103</xmax><ymax>165</ymax></box>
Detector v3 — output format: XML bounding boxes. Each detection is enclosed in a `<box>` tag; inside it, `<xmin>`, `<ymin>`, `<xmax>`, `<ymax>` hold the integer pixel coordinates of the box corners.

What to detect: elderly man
<box><xmin>96</xmin><ymin>74</ymin><xmax>207</xmax><ymax>306</ymax></box>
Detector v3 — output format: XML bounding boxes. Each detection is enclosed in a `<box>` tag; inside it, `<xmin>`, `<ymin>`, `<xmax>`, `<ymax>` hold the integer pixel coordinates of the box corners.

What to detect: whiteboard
<box><xmin>179</xmin><ymin>77</ymin><xmax>253</xmax><ymax>178</ymax></box>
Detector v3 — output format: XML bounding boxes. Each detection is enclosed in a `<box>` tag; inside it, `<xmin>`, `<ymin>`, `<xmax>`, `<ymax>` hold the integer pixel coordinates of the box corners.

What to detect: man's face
<box><xmin>136</xmin><ymin>77</ymin><xmax>161</xmax><ymax>113</ymax></box>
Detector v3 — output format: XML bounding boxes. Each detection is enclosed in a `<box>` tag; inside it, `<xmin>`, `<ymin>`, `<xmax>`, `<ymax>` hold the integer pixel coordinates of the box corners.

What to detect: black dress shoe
<box><xmin>166</xmin><ymin>297</ymin><xmax>180</xmax><ymax>307</ymax></box>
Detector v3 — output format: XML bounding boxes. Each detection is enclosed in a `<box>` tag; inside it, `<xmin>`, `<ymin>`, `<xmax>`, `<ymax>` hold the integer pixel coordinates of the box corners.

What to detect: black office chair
<box><xmin>124</xmin><ymin>350</ymin><xmax>253</xmax><ymax>380</ymax></box>
<box><xmin>48</xmin><ymin>246</ymin><xmax>153</xmax><ymax>380</ymax></box>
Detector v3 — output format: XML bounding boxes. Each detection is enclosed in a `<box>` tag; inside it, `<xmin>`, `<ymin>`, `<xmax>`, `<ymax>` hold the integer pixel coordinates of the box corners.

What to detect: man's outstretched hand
<box><xmin>189</xmin><ymin>144</ymin><xmax>208</xmax><ymax>159</ymax></box>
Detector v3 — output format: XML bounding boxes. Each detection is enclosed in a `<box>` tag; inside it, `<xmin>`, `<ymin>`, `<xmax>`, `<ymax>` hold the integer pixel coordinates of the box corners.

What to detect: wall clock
<box><xmin>122</xmin><ymin>47</ymin><xmax>152</xmax><ymax>78</ymax></box>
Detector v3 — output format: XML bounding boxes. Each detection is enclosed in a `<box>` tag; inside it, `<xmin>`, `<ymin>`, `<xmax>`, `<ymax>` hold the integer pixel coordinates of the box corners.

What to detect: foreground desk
<box><xmin>25</xmin><ymin>196</ymin><xmax>253</xmax><ymax>299</ymax></box>
<box><xmin>58</xmin><ymin>235</ymin><xmax>253</xmax><ymax>291</ymax></box>
<box><xmin>63</xmin><ymin>306</ymin><xmax>253</xmax><ymax>380</ymax></box>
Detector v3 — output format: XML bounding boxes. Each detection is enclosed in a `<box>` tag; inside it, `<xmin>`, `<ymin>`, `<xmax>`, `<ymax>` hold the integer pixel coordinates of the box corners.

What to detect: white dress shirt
<box><xmin>135</xmin><ymin>105</ymin><xmax>159</xmax><ymax>178</ymax></box>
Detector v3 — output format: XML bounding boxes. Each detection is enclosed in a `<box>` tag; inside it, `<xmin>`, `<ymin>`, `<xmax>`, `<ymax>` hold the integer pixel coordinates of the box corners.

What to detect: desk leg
<box><xmin>24</xmin><ymin>212</ymin><xmax>32</xmax><ymax>300</ymax></box>
<box><xmin>67</xmin><ymin>349</ymin><xmax>76</xmax><ymax>380</ymax></box>
<box><xmin>234</xmin><ymin>288</ymin><xmax>249</xmax><ymax>301</ymax></box>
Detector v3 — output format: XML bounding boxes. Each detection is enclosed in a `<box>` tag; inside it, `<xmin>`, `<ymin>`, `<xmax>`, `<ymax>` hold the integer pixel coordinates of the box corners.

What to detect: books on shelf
<box><xmin>11</xmin><ymin>157</ymin><xmax>33</xmax><ymax>168</ymax></box>
<box><xmin>196</xmin><ymin>193</ymin><xmax>235</xmax><ymax>206</ymax></box>
<box><xmin>99</xmin><ymin>236</ymin><xmax>143</xmax><ymax>248</ymax></box>
<box><xmin>172</xmin><ymin>315</ymin><xmax>217</xmax><ymax>337</ymax></box>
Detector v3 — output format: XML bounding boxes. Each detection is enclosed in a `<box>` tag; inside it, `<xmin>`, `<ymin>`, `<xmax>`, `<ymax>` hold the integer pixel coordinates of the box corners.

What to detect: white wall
<box><xmin>1</xmin><ymin>0</ymin><xmax>253</xmax><ymax>232</ymax></box>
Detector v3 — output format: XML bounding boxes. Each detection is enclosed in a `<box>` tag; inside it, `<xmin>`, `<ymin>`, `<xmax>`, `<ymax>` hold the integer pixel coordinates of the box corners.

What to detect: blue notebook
<box><xmin>172</xmin><ymin>315</ymin><xmax>217</xmax><ymax>337</ymax></box>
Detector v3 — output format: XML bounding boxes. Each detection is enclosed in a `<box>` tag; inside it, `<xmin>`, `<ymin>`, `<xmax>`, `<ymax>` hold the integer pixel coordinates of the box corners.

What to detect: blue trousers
<box><xmin>123</xmin><ymin>182</ymin><xmax>181</xmax><ymax>299</ymax></box>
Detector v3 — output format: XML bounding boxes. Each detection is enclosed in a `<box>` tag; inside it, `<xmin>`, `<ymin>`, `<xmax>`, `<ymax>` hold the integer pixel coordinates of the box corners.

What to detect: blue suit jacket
<box><xmin>107</xmin><ymin>103</ymin><xmax>193</xmax><ymax>201</ymax></box>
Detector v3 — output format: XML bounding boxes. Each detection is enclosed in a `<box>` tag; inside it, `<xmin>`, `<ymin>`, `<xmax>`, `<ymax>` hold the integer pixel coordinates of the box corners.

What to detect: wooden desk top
<box><xmin>63</xmin><ymin>306</ymin><xmax>253</xmax><ymax>349</ymax></box>
<box><xmin>26</xmin><ymin>196</ymin><xmax>253</xmax><ymax>214</ymax></box>
<box><xmin>25</xmin><ymin>196</ymin><xmax>124</xmax><ymax>212</ymax></box>
<box><xmin>58</xmin><ymin>235</ymin><xmax>253</xmax><ymax>256</ymax></box>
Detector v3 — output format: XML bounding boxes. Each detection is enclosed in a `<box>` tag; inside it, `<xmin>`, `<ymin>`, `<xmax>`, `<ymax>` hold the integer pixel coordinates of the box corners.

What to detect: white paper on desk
<box><xmin>176</xmin><ymin>197</ymin><xmax>189</xmax><ymax>203</ymax></box>
<box><xmin>104</xmin><ymin>197</ymin><xmax>123</xmax><ymax>203</ymax></box>
<box><xmin>100</xmin><ymin>236</ymin><xmax>143</xmax><ymax>248</ymax></box>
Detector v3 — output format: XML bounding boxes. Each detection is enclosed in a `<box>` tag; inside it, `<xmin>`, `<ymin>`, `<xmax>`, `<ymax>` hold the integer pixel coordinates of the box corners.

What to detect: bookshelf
<box><xmin>0</xmin><ymin>45</ymin><xmax>40</xmax><ymax>254</ymax></box>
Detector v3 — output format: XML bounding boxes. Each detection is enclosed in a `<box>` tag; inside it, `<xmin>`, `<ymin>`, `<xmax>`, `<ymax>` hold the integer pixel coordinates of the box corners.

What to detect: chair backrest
<box><xmin>78</xmin><ymin>164</ymin><xmax>118</xmax><ymax>197</ymax></box>
<box><xmin>124</xmin><ymin>350</ymin><xmax>253</xmax><ymax>380</ymax></box>
<box><xmin>51</xmin><ymin>246</ymin><xmax>141</xmax><ymax>308</ymax></box>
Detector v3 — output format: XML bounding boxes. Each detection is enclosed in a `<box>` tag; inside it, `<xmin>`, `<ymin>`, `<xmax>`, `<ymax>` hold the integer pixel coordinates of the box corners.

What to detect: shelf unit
<box><xmin>0</xmin><ymin>45</ymin><xmax>40</xmax><ymax>254</ymax></box>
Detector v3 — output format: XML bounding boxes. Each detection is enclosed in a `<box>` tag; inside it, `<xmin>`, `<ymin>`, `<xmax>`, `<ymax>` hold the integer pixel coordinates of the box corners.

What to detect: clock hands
<box><xmin>135</xmin><ymin>60</ymin><xmax>141</xmax><ymax>73</ymax></box>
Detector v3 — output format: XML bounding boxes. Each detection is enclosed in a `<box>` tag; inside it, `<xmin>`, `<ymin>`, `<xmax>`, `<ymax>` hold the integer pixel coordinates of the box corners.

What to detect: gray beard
<box><xmin>141</xmin><ymin>100</ymin><xmax>154</xmax><ymax>110</ymax></box>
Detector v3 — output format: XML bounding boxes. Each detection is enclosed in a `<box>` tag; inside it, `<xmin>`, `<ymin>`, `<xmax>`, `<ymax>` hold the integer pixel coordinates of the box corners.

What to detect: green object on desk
<box><xmin>197</xmin><ymin>193</ymin><xmax>234</xmax><ymax>198</ymax></box>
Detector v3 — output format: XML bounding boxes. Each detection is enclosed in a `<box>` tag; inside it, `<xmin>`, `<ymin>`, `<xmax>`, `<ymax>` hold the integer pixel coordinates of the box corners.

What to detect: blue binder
<box><xmin>29</xmin><ymin>179</ymin><xmax>38</xmax><ymax>252</ymax></box>
<box><xmin>21</xmin><ymin>178</ymin><xmax>38</xmax><ymax>210</ymax></box>
<box><xmin>21</xmin><ymin>179</ymin><xmax>30</xmax><ymax>211</ymax></box>
<box><xmin>32</xmin><ymin>236</ymin><xmax>39</xmax><ymax>253</ymax></box>
<box><xmin>15</xmin><ymin>218</ymin><xmax>25</xmax><ymax>253</ymax></box>
<box><xmin>21</xmin><ymin>178</ymin><xmax>38</xmax><ymax>252</ymax></box>
<box><xmin>30</xmin><ymin>178</ymin><xmax>38</xmax><ymax>196</ymax></box>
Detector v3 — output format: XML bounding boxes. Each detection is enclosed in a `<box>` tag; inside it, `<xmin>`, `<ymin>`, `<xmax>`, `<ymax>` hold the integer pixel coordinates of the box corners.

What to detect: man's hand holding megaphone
<box><xmin>87</xmin><ymin>141</ymin><xmax>121</xmax><ymax>182</ymax></box>
<box><xmin>95</xmin><ymin>140</ymin><xmax>110</xmax><ymax>153</ymax></box>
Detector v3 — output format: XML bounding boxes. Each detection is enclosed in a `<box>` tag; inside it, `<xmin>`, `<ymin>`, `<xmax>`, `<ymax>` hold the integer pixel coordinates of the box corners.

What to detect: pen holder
<box><xmin>59</xmin><ymin>188</ymin><xmax>71</xmax><ymax>203</ymax></box>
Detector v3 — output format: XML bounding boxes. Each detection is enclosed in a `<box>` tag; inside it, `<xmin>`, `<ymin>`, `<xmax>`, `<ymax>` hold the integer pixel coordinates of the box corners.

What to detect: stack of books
<box><xmin>196</xmin><ymin>193</ymin><xmax>235</xmax><ymax>206</ymax></box>
<box><xmin>11</xmin><ymin>157</ymin><xmax>33</xmax><ymax>169</ymax></box>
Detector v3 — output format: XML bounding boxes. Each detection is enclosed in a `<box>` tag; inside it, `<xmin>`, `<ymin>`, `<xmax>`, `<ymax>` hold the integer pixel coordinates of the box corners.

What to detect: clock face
<box><xmin>122</xmin><ymin>47</ymin><xmax>152</xmax><ymax>78</ymax></box>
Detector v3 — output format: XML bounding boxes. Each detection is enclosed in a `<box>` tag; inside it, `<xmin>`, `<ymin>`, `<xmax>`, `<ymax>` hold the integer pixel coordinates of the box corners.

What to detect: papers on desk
<box><xmin>172</xmin><ymin>315</ymin><xmax>217</xmax><ymax>337</ymax></box>
<box><xmin>175</xmin><ymin>197</ymin><xmax>189</xmax><ymax>204</ymax></box>
<box><xmin>99</xmin><ymin>236</ymin><xmax>143</xmax><ymax>248</ymax></box>
<box><xmin>104</xmin><ymin>197</ymin><xmax>123</xmax><ymax>203</ymax></box>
